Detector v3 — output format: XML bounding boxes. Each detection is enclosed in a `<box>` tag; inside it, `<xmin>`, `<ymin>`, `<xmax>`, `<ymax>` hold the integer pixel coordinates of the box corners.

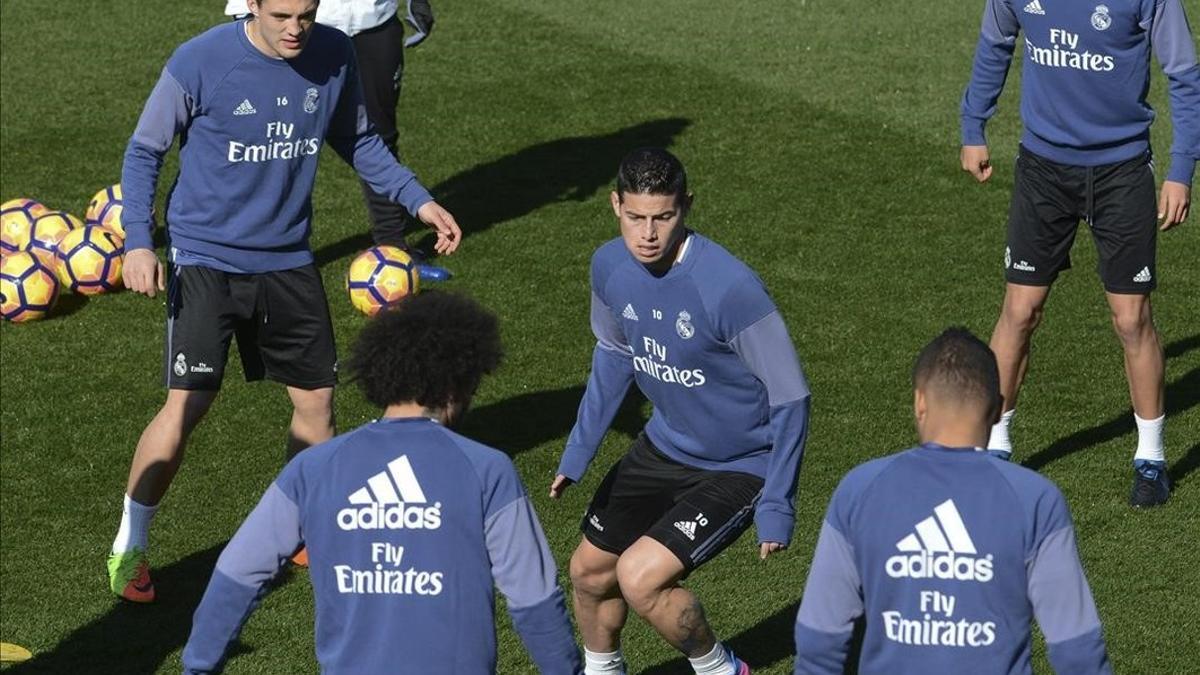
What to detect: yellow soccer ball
<box><xmin>1</xmin><ymin>198</ymin><xmax>50</xmax><ymax>257</ymax></box>
<box><xmin>28</xmin><ymin>212</ymin><xmax>83</xmax><ymax>266</ymax></box>
<box><xmin>85</xmin><ymin>184</ymin><xmax>126</xmax><ymax>239</ymax></box>
<box><xmin>56</xmin><ymin>226</ymin><xmax>124</xmax><ymax>295</ymax></box>
<box><xmin>346</xmin><ymin>245</ymin><xmax>419</xmax><ymax>316</ymax></box>
<box><xmin>1</xmin><ymin>251</ymin><xmax>60</xmax><ymax>322</ymax></box>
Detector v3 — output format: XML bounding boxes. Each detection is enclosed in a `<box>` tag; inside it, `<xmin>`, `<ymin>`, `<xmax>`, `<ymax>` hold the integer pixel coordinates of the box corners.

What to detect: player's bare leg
<box><xmin>569</xmin><ymin>539</ymin><xmax>629</xmax><ymax>652</ymax></box>
<box><xmin>990</xmin><ymin>283</ymin><xmax>1053</xmax><ymax>411</ymax></box>
<box><xmin>616</xmin><ymin>537</ymin><xmax>716</xmax><ymax>657</ymax></box>
<box><xmin>111</xmin><ymin>388</ymin><xmax>218</xmax><ymax>601</ymax></box>
<box><xmin>285</xmin><ymin>385</ymin><xmax>335</xmax><ymax>459</ymax></box>
<box><xmin>987</xmin><ymin>283</ymin><xmax>1053</xmax><ymax>453</ymax></box>
<box><xmin>1105</xmin><ymin>292</ymin><xmax>1163</xmax><ymax>418</ymax></box>
<box><xmin>126</xmin><ymin>388</ymin><xmax>219</xmax><ymax>505</ymax></box>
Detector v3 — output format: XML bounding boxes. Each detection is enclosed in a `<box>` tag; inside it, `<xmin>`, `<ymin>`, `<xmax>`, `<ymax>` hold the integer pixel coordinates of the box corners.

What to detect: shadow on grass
<box><xmin>4</xmin><ymin>543</ymin><xmax>258</xmax><ymax>675</ymax></box>
<box><xmin>458</xmin><ymin>386</ymin><xmax>647</xmax><ymax>459</ymax></box>
<box><xmin>48</xmin><ymin>291</ymin><xmax>90</xmax><ymax>319</ymax></box>
<box><xmin>1023</xmin><ymin>335</ymin><xmax>1200</xmax><ymax>475</ymax></box>
<box><xmin>639</xmin><ymin>602</ymin><xmax>865</xmax><ymax>674</ymax></box>
<box><xmin>313</xmin><ymin>117</ymin><xmax>691</xmax><ymax>267</ymax></box>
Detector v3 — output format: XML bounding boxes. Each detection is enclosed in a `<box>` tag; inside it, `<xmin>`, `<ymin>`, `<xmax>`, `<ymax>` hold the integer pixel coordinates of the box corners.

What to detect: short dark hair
<box><xmin>346</xmin><ymin>291</ymin><xmax>503</xmax><ymax>410</ymax></box>
<box><xmin>616</xmin><ymin>147</ymin><xmax>688</xmax><ymax>203</ymax></box>
<box><xmin>912</xmin><ymin>327</ymin><xmax>1002</xmax><ymax>419</ymax></box>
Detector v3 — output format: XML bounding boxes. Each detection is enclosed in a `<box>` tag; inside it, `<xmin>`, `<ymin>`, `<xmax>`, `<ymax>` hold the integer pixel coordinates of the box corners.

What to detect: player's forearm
<box><xmin>332</xmin><ymin>133</ymin><xmax>434</xmax><ymax>215</ymax></box>
<box><xmin>509</xmin><ymin>589</ymin><xmax>583</xmax><ymax>675</ymax></box>
<box><xmin>961</xmin><ymin>0</ymin><xmax>1019</xmax><ymax>145</ymax></box>
<box><xmin>754</xmin><ymin>396</ymin><xmax>811</xmax><ymax>545</ymax></box>
<box><xmin>1153</xmin><ymin>0</ymin><xmax>1200</xmax><ymax>185</ymax></box>
<box><xmin>182</xmin><ymin>570</ymin><xmax>264</xmax><ymax>673</ymax></box>
<box><xmin>558</xmin><ymin>345</ymin><xmax>634</xmax><ymax>481</ymax></box>
<box><xmin>120</xmin><ymin>140</ymin><xmax>163</xmax><ymax>251</ymax></box>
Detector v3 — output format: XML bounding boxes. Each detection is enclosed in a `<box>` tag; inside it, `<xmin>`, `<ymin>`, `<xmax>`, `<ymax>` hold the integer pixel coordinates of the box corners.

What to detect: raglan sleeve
<box><xmin>793</xmin><ymin>477</ymin><xmax>863</xmax><ymax>675</ymax></box>
<box><xmin>181</xmin><ymin>465</ymin><xmax>306</xmax><ymax>674</ymax></box>
<box><xmin>725</xmin><ymin>282</ymin><xmax>811</xmax><ymax>547</ymax></box>
<box><xmin>120</xmin><ymin>60</ymin><xmax>195</xmax><ymax>252</ymax></box>
<box><xmin>482</xmin><ymin>458</ymin><xmax>582</xmax><ymax>674</ymax></box>
<box><xmin>1026</xmin><ymin>487</ymin><xmax>1112</xmax><ymax>674</ymax></box>
<box><xmin>556</xmin><ymin>259</ymin><xmax>636</xmax><ymax>482</ymax></box>
<box><xmin>1150</xmin><ymin>0</ymin><xmax>1200</xmax><ymax>185</ymax></box>
<box><xmin>961</xmin><ymin>0</ymin><xmax>1021</xmax><ymax>146</ymax></box>
<box><xmin>326</xmin><ymin>43</ymin><xmax>433</xmax><ymax>216</ymax></box>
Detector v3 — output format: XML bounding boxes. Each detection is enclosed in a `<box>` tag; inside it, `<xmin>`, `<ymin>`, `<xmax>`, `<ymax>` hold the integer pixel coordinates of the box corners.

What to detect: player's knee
<box><xmin>290</xmin><ymin>388</ymin><xmax>334</xmax><ymax>424</ymax></box>
<box><xmin>569</xmin><ymin>547</ymin><xmax>617</xmax><ymax>599</ymax></box>
<box><xmin>162</xmin><ymin>390</ymin><xmax>218</xmax><ymax>434</ymax></box>
<box><xmin>1110</xmin><ymin>307</ymin><xmax>1152</xmax><ymax>346</ymax></box>
<box><xmin>1001</xmin><ymin>297</ymin><xmax>1044</xmax><ymax>334</ymax></box>
<box><xmin>615</xmin><ymin>552</ymin><xmax>664</xmax><ymax>615</ymax></box>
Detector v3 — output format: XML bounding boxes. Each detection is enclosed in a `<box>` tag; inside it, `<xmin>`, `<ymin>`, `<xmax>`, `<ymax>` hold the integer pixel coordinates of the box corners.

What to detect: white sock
<box><xmin>987</xmin><ymin>409</ymin><xmax>1015</xmax><ymax>452</ymax></box>
<box><xmin>1133</xmin><ymin>414</ymin><xmax>1165</xmax><ymax>463</ymax></box>
<box><xmin>584</xmin><ymin>648</ymin><xmax>625</xmax><ymax>675</ymax></box>
<box><xmin>689</xmin><ymin>642</ymin><xmax>736</xmax><ymax>675</ymax></box>
<box><xmin>112</xmin><ymin>494</ymin><xmax>158</xmax><ymax>554</ymax></box>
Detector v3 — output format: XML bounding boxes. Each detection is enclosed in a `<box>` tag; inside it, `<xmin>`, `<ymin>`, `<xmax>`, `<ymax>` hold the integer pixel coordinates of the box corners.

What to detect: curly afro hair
<box><xmin>346</xmin><ymin>291</ymin><xmax>503</xmax><ymax>410</ymax></box>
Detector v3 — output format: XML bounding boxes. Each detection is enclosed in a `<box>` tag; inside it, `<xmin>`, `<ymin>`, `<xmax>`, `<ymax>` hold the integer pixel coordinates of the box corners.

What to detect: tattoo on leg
<box><xmin>676</xmin><ymin>597</ymin><xmax>716</xmax><ymax>657</ymax></box>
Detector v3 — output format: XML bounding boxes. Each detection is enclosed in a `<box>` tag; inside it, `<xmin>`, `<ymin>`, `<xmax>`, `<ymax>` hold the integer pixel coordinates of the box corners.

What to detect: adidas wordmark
<box><xmin>885</xmin><ymin>499</ymin><xmax>994</xmax><ymax>582</ymax></box>
<box><xmin>337</xmin><ymin>455</ymin><xmax>442</xmax><ymax>531</ymax></box>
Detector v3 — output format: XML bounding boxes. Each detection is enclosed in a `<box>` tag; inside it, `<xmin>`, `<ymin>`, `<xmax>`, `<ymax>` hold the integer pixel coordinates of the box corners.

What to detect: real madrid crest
<box><xmin>1004</xmin><ymin>246</ymin><xmax>1012</xmax><ymax>270</ymax></box>
<box><xmin>675</xmin><ymin>310</ymin><xmax>694</xmax><ymax>340</ymax></box>
<box><xmin>174</xmin><ymin>353</ymin><xmax>188</xmax><ymax>377</ymax></box>
<box><xmin>1091</xmin><ymin>5</ymin><xmax>1111</xmax><ymax>30</ymax></box>
<box><xmin>304</xmin><ymin>87</ymin><xmax>319</xmax><ymax>113</ymax></box>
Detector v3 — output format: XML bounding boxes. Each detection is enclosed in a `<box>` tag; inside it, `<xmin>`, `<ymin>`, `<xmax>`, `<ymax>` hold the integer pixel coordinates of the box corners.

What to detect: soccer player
<box><xmin>182</xmin><ymin>291</ymin><xmax>582</xmax><ymax>674</ymax></box>
<box><xmin>794</xmin><ymin>328</ymin><xmax>1110</xmax><ymax>674</ymax></box>
<box><xmin>550</xmin><ymin>148</ymin><xmax>812</xmax><ymax>675</ymax></box>
<box><xmin>960</xmin><ymin>0</ymin><xmax>1199</xmax><ymax>506</ymax></box>
<box><xmin>223</xmin><ymin>0</ymin><xmax>446</xmax><ymax>277</ymax></box>
<box><xmin>108</xmin><ymin>0</ymin><xmax>462</xmax><ymax>602</ymax></box>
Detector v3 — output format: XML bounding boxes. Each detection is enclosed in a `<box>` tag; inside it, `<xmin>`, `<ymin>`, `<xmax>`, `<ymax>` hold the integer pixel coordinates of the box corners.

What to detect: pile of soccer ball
<box><xmin>0</xmin><ymin>185</ymin><xmax>127</xmax><ymax>323</ymax></box>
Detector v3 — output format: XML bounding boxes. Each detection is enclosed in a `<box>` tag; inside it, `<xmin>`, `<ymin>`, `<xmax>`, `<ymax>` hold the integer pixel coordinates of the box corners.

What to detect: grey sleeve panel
<box><xmin>728</xmin><ymin>311</ymin><xmax>810</xmax><ymax>406</ymax></box>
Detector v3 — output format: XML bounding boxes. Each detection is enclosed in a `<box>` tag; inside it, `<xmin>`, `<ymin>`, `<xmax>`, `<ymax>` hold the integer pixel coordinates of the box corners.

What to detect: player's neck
<box><xmin>382</xmin><ymin>402</ymin><xmax>445</xmax><ymax>424</ymax></box>
<box><xmin>244</xmin><ymin>18</ymin><xmax>283</xmax><ymax>60</ymax></box>
<box><xmin>918</xmin><ymin>417</ymin><xmax>989</xmax><ymax>450</ymax></box>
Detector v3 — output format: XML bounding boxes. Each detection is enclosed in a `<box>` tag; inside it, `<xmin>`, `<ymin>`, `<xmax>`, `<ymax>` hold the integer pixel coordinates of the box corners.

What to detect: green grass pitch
<box><xmin>2</xmin><ymin>1</ymin><xmax>1198</xmax><ymax>672</ymax></box>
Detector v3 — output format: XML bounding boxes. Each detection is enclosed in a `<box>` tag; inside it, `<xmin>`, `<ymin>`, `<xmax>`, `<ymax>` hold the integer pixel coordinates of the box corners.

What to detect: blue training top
<box><xmin>182</xmin><ymin>417</ymin><xmax>582</xmax><ymax>675</ymax></box>
<box><xmin>794</xmin><ymin>444</ymin><xmax>1111</xmax><ymax>675</ymax></box>
<box><xmin>962</xmin><ymin>0</ymin><xmax>1200</xmax><ymax>184</ymax></box>
<box><xmin>557</xmin><ymin>233</ymin><xmax>812</xmax><ymax>546</ymax></box>
<box><xmin>121</xmin><ymin>19</ymin><xmax>432</xmax><ymax>273</ymax></box>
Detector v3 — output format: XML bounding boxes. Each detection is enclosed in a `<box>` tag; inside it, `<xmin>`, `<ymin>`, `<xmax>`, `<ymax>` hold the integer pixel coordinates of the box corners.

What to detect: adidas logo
<box><xmin>674</xmin><ymin>520</ymin><xmax>697</xmax><ymax>540</ymax></box>
<box><xmin>232</xmin><ymin>98</ymin><xmax>257</xmax><ymax>116</ymax></box>
<box><xmin>622</xmin><ymin>303</ymin><xmax>639</xmax><ymax>321</ymax></box>
<box><xmin>1133</xmin><ymin>267</ymin><xmax>1152</xmax><ymax>283</ymax></box>
<box><xmin>885</xmin><ymin>499</ymin><xmax>994</xmax><ymax>582</ymax></box>
<box><xmin>1023</xmin><ymin>0</ymin><xmax>1045</xmax><ymax>14</ymax></box>
<box><xmin>336</xmin><ymin>455</ymin><xmax>442</xmax><ymax>531</ymax></box>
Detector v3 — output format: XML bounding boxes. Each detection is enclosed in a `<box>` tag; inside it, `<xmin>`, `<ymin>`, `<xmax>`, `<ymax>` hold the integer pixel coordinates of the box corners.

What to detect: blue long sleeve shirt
<box><xmin>182</xmin><ymin>417</ymin><xmax>582</xmax><ymax>674</ymax></box>
<box><xmin>794</xmin><ymin>444</ymin><xmax>1110</xmax><ymax>675</ymax></box>
<box><xmin>557</xmin><ymin>234</ymin><xmax>812</xmax><ymax>546</ymax></box>
<box><xmin>962</xmin><ymin>0</ymin><xmax>1200</xmax><ymax>184</ymax></box>
<box><xmin>121</xmin><ymin>19</ymin><xmax>432</xmax><ymax>272</ymax></box>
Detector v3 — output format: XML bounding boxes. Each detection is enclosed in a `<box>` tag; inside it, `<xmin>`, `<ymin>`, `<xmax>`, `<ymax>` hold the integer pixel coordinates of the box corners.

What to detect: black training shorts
<box><xmin>1005</xmin><ymin>146</ymin><xmax>1158</xmax><ymax>294</ymax></box>
<box><xmin>581</xmin><ymin>434</ymin><xmax>764</xmax><ymax>572</ymax></box>
<box><xmin>163</xmin><ymin>264</ymin><xmax>338</xmax><ymax>390</ymax></box>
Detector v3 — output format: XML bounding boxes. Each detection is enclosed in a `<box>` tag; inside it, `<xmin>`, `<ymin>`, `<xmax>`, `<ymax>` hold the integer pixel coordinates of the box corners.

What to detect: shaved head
<box><xmin>912</xmin><ymin>327</ymin><xmax>1002</xmax><ymax>422</ymax></box>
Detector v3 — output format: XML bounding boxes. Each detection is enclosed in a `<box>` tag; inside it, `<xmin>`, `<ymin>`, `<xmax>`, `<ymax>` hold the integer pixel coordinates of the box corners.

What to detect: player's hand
<box><xmin>123</xmin><ymin>248</ymin><xmax>165</xmax><ymax>297</ymax></box>
<box><xmin>417</xmin><ymin>201</ymin><xmax>462</xmax><ymax>255</ymax></box>
<box><xmin>1158</xmin><ymin>180</ymin><xmax>1190</xmax><ymax>231</ymax></box>
<box><xmin>549</xmin><ymin>474</ymin><xmax>573</xmax><ymax>499</ymax></box>
<box><xmin>760</xmin><ymin>541</ymin><xmax>786</xmax><ymax>560</ymax></box>
<box><xmin>961</xmin><ymin>145</ymin><xmax>993</xmax><ymax>183</ymax></box>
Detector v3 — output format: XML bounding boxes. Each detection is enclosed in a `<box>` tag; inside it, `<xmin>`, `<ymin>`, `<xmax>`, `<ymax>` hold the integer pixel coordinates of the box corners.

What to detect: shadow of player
<box><xmin>459</xmin><ymin>385</ymin><xmax>648</xmax><ymax>459</ymax></box>
<box><xmin>1022</xmin><ymin>334</ymin><xmax>1200</xmax><ymax>478</ymax></box>
<box><xmin>313</xmin><ymin>117</ymin><xmax>691</xmax><ymax>266</ymax></box>
<box><xmin>4</xmin><ymin>543</ymin><xmax>264</xmax><ymax>675</ymax></box>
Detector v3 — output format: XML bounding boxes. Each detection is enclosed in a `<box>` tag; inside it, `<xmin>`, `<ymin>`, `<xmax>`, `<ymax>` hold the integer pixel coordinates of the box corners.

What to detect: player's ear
<box><xmin>913</xmin><ymin>387</ymin><xmax>926</xmax><ymax>427</ymax></box>
<box><xmin>610</xmin><ymin>191</ymin><xmax>623</xmax><ymax>218</ymax></box>
<box><xmin>679</xmin><ymin>192</ymin><xmax>694</xmax><ymax>215</ymax></box>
